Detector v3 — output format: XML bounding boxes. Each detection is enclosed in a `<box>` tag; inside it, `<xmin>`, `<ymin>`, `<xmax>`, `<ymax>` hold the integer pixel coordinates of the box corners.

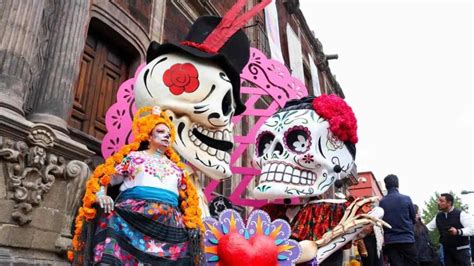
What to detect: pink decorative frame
<box><xmin>100</xmin><ymin>64</ymin><xmax>144</xmax><ymax>159</ymax></box>
<box><xmin>204</xmin><ymin>48</ymin><xmax>308</xmax><ymax>207</ymax></box>
<box><xmin>101</xmin><ymin>48</ymin><xmax>308</xmax><ymax>208</ymax></box>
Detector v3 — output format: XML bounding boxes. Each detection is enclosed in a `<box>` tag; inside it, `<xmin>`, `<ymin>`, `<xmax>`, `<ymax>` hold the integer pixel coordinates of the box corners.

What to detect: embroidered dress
<box><xmin>92</xmin><ymin>151</ymin><xmax>192</xmax><ymax>265</ymax></box>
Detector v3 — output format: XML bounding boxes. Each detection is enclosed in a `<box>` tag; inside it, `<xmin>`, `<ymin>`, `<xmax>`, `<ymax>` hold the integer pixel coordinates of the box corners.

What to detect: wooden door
<box><xmin>69</xmin><ymin>33</ymin><xmax>130</xmax><ymax>140</ymax></box>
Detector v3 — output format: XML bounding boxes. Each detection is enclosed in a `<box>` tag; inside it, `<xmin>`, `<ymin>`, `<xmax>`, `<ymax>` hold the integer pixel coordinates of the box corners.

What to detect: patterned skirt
<box><xmin>92</xmin><ymin>198</ymin><xmax>192</xmax><ymax>265</ymax></box>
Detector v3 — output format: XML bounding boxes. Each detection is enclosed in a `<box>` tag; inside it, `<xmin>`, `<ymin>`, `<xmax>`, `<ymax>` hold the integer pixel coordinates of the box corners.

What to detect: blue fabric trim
<box><xmin>118</xmin><ymin>186</ymin><xmax>178</xmax><ymax>207</ymax></box>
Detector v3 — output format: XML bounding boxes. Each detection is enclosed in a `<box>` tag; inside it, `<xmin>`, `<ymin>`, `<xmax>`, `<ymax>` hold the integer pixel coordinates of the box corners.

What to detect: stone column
<box><xmin>0</xmin><ymin>0</ymin><xmax>45</xmax><ymax>116</ymax></box>
<box><xmin>28</xmin><ymin>0</ymin><xmax>90</xmax><ymax>133</ymax></box>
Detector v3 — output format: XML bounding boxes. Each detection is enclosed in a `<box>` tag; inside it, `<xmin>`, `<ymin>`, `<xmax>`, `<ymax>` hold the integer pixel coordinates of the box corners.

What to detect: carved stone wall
<box><xmin>0</xmin><ymin>0</ymin><xmax>167</xmax><ymax>263</ymax></box>
<box><xmin>0</xmin><ymin>123</ymin><xmax>91</xmax><ymax>264</ymax></box>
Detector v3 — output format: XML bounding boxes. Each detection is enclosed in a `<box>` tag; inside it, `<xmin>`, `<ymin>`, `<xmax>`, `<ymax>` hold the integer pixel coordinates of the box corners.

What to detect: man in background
<box><xmin>379</xmin><ymin>174</ymin><xmax>419</xmax><ymax>266</ymax></box>
<box><xmin>426</xmin><ymin>193</ymin><xmax>474</xmax><ymax>266</ymax></box>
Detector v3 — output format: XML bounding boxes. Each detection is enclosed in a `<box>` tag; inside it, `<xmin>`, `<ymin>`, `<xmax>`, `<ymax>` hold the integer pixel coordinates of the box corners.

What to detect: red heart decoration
<box><xmin>217</xmin><ymin>232</ymin><xmax>278</xmax><ymax>266</ymax></box>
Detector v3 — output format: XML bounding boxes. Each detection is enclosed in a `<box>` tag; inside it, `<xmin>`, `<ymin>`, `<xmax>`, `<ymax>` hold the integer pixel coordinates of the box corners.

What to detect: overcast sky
<box><xmin>299</xmin><ymin>0</ymin><xmax>473</xmax><ymax>213</ymax></box>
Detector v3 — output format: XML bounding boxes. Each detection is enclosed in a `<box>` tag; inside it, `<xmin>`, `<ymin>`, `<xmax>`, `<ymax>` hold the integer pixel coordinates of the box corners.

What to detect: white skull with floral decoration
<box><xmin>253</xmin><ymin>95</ymin><xmax>358</xmax><ymax>199</ymax></box>
<box><xmin>135</xmin><ymin>50</ymin><xmax>244</xmax><ymax>179</ymax></box>
<box><xmin>132</xmin><ymin>0</ymin><xmax>274</xmax><ymax>180</ymax></box>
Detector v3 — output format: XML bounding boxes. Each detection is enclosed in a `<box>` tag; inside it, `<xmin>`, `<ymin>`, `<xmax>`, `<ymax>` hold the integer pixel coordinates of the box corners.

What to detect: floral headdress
<box><xmin>69</xmin><ymin>106</ymin><xmax>203</xmax><ymax>261</ymax></box>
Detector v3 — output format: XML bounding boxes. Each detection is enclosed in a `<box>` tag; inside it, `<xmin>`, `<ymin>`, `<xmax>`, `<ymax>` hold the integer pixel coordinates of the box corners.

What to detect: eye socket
<box><xmin>284</xmin><ymin>126</ymin><xmax>311</xmax><ymax>154</ymax></box>
<box><xmin>256</xmin><ymin>131</ymin><xmax>275</xmax><ymax>157</ymax></box>
<box><xmin>222</xmin><ymin>90</ymin><xmax>233</xmax><ymax>116</ymax></box>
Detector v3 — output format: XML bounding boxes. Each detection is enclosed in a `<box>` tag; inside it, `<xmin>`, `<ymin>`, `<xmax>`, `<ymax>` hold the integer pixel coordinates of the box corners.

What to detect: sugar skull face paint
<box><xmin>149</xmin><ymin>123</ymin><xmax>171</xmax><ymax>150</ymax></box>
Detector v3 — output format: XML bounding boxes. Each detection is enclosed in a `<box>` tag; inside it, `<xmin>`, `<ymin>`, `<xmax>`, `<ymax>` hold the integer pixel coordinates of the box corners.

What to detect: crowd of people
<box><xmin>353</xmin><ymin>174</ymin><xmax>474</xmax><ymax>266</ymax></box>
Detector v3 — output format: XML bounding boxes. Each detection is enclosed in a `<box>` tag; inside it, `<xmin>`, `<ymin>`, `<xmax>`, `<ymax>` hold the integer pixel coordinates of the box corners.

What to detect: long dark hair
<box><xmin>413</xmin><ymin>204</ymin><xmax>428</xmax><ymax>236</ymax></box>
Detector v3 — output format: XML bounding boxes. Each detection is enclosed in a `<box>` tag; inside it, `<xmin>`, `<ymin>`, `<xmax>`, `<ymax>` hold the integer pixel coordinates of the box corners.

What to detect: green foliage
<box><xmin>421</xmin><ymin>191</ymin><xmax>469</xmax><ymax>248</ymax></box>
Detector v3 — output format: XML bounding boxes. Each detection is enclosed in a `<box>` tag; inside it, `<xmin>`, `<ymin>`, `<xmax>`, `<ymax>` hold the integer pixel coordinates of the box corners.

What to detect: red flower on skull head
<box><xmin>163</xmin><ymin>63</ymin><xmax>200</xmax><ymax>95</ymax></box>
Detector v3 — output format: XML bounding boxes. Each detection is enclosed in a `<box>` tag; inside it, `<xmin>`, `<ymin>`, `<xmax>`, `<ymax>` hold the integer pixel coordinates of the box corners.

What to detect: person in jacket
<box><xmin>414</xmin><ymin>204</ymin><xmax>440</xmax><ymax>266</ymax></box>
<box><xmin>379</xmin><ymin>174</ymin><xmax>419</xmax><ymax>266</ymax></box>
<box><xmin>426</xmin><ymin>193</ymin><xmax>474</xmax><ymax>266</ymax></box>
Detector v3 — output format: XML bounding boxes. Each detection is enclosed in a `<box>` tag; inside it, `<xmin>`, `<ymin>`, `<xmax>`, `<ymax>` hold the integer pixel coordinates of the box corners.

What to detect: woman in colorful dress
<box><xmin>70</xmin><ymin>106</ymin><xmax>203</xmax><ymax>265</ymax></box>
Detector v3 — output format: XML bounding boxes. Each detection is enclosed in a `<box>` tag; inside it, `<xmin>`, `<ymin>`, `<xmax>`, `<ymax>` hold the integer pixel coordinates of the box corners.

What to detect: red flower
<box><xmin>312</xmin><ymin>94</ymin><xmax>358</xmax><ymax>144</ymax></box>
<box><xmin>163</xmin><ymin>63</ymin><xmax>200</xmax><ymax>95</ymax></box>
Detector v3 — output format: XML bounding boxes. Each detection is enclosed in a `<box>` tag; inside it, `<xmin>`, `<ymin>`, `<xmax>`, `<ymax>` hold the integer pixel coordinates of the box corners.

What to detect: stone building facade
<box><xmin>0</xmin><ymin>0</ymin><xmax>346</xmax><ymax>264</ymax></box>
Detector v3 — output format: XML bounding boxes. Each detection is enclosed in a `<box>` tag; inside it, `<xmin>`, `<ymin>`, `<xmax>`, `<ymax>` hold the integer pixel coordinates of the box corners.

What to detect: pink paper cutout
<box><xmin>101</xmin><ymin>64</ymin><xmax>144</xmax><ymax>158</ymax></box>
<box><xmin>204</xmin><ymin>48</ymin><xmax>308</xmax><ymax>208</ymax></box>
<box><xmin>101</xmin><ymin>48</ymin><xmax>308</xmax><ymax>209</ymax></box>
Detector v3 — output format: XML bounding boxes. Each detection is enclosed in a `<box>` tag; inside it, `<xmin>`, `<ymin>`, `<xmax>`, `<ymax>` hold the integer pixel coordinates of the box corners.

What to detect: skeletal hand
<box><xmin>316</xmin><ymin>196</ymin><xmax>391</xmax><ymax>248</ymax></box>
<box><xmin>96</xmin><ymin>195</ymin><xmax>114</xmax><ymax>213</ymax></box>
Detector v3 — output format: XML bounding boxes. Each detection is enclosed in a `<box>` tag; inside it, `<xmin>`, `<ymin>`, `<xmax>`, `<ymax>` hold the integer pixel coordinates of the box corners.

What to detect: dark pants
<box><xmin>443</xmin><ymin>247</ymin><xmax>471</xmax><ymax>266</ymax></box>
<box><xmin>320</xmin><ymin>249</ymin><xmax>343</xmax><ymax>266</ymax></box>
<box><xmin>384</xmin><ymin>243</ymin><xmax>419</xmax><ymax>266</ymax></box>
<box><xmin>361</xmin><ymin>234</ymin><xmax>383</xmax><ymax>266</ymax></box>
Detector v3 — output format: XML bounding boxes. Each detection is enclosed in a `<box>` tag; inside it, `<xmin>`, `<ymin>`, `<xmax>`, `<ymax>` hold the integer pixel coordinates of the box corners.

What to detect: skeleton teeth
<box><xmin>309</xmin><ymin>173</ymin><xmax>315</xmax><ymax>184</ymax></box>
<box><xmin>293</xmin><ymin>169</ymin><xmax>301</xmax><ymax>177</ymax></box>
<box><xmin>197</xmin><ymin>126</ymin><xmax>203</xmax><ymax>133</ymax></box>
<box><xmin>302</xmin><ymin>171</ymin><xmax>308</xmax><ymax>180</ymax></box>
<box><xmin>284</xmin><ymin>166</ymin><xmax>292</xmax><ymax>175</ymax></box>
<box><xmin>190</xmin><ymin>134</ymin><xmax>197</xmax><ymax>141</ymax></box>
<box><xmin>207</xmin><ymin>131</ymin><xmax>214</xmax><ymax>138</ymax></box>
<box><xmin>202</xmin><ymin>129</ymin><xmax>208</xmax><ymax>135</ymax></box>
<box><xmin>267</xmin><ymin>173</ymin><xmax>274</xmax><ymax>181</ymax></box>
<box><xmin>275</xmin><ymin>173</ymin><xmax>283</xmax><ymax>181</ymax></box>
<box><xmin>215</xmin><ymin>131</ymin><xmax>223</xmax><ymax>140</ymax></box>
<box><xmin>291</xmin><ymin>175</ymin><xmax>299</xmax><ymax>184</ymax></box>
<box><xmin>283</xmin><ymin>173</ymin><xmax>291</xmax><ymax>183</ymax></box>
<box><xmin>200</xmin><ymin>143</ymin><xmax>208</xmax><ymax>150</ymax></box>
<box><xmin>224</xmin><ymin>153</ymin><xmax>230</xmax><ymax>164</ymax></box>
<box><xmin>269</xmin><ymin>164</ymin><xmax>277</xmax><ymax>172</ymax></box>
<box><xmin>208</xmin><ymin>147</ymin><xmax>217</xmax><ymax>156</ymax></box>
<box><xmin>194</xmin><ymin>138</ymin><xmax>202</xmax><ymax>145</ymax></box>
<box><xmin>300</xmin><ymin>176</ymin><xmax>307</xmax><ymax>185</ymax></box>
<box><xmin>260</xmin><ymin>173</ymin><xmax>268</xmax><ymax>182</ymax></box>
<box><xmin>223</xmin><ymin>130</ymin><xmax>231</xmax><ymax>141</ymax></box>
<box><xmin>277</xmin><ymin>164</ymin><xmax>285</xmax><ymax>172</ymax></box>
<box><xmin>217</xmin><ymin>150</ymin><xmax>225</xmax><ymax>161</ymax></box>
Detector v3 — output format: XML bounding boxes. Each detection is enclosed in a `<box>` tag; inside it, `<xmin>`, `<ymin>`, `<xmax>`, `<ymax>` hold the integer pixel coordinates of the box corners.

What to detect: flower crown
<box><xmin>132</xmin><ymin>105</ymin><xmax>176</xmax><ymax>146</ymax></box>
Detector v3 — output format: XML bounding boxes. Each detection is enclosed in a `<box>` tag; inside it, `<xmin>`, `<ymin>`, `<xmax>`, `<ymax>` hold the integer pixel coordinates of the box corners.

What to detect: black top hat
<box><xmin>146</xmin><ymin>0</ymin><xmax>271</xmax><ymax>116</ymax></box>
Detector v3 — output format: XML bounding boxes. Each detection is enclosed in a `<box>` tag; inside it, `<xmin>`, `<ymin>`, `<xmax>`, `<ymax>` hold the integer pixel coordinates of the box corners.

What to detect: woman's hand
<box><xmin>96</xmin><ymin>195</ymin><xmax>114</xmax><ymax>213</ymax></box>
<box><xmin>95</xmin><ymin>186</ymin><xmax>114</xmax><ymax>213</ymax></box>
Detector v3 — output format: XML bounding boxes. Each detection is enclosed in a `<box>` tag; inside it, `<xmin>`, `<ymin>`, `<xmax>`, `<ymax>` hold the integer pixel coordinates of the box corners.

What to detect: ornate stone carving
<box><xmin>56</xmin><ymin>159</ymin><xmax>89</xmax><ymax>252</ymax></box>
<box><xmin>0</xmin><ymin>125</ymin><xmax>63</xmax><ymax>225</ymax></box>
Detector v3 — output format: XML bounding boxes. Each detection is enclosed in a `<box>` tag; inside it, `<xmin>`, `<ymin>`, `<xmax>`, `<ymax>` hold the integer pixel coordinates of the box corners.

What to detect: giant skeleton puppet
<box><xmin>134</xmin><ymin>0</ymin><xmax>272</xmax><ymax>215</ymax></box>
<box><xmin>253</xmin><ymin>95</ymin><xmax>390</xmax><ymax>264</ymax></box>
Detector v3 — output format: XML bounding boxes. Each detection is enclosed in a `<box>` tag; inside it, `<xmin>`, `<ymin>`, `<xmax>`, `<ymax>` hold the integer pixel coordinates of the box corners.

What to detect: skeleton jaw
<box><xmin>253</xmin><ymin>161</ymin><xmax>319</xmax><ymax>200</ymax></box>
<box><xmin>258</xmin><ymin>161</ymin><xmax>317</xmax><ymax>186</ymax></box>
<box><xmin>169</xmin><ymin>112</ymin><xmax>233</xmax><ymax>179</ymax></box>
<box><xmin>188</xmin><ymin>124</ymin><xmax>232</xmax><ymax>164</ymax></box>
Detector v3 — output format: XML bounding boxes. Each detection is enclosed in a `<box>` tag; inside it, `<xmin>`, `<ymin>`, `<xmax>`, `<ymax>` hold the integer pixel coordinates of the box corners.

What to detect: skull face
<box><xmin>253</xmin><ymin>109</ymin><xmax>355</xmax><ymax>199</ymax></box>
<box><xmin>135</xmin><ymin>52</ymin><xmax>236</xmax><ymax>179</ymax></box>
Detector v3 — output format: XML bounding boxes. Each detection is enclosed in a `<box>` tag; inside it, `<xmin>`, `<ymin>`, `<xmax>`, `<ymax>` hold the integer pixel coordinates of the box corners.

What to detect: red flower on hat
<box><xmin>163</xmin><ymin>63</ymin><xmax>200</xmax><ymax>95</ymax></box>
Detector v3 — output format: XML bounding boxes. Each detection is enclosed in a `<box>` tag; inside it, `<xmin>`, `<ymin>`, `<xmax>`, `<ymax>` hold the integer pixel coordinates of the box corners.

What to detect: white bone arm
<box><xmin>296</xmin><ymin>197</ymin><xmax>391</xmax><ymax>264</ymax></box>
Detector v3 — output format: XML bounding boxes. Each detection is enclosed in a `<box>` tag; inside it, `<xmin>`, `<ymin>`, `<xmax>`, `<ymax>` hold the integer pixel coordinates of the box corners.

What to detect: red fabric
<box><xmin>218</xmin><ymin>232</ymin><xmax>278</xmax><ymax>266</ymax></box>
<box><xmin>162</xmin><ymin>63</ymin><xmax>200</xmax><ymax>95</ymax></box>
<box><xmin>312</xmin><ymin>94</ymin><xmax>358</xmax><ymax>144</ymax></box>
<box><xmin>201</xmin><ymin>0</ymin><xmax>272</xmax><ymax>52</ymax></box>
<box><xmin>291</xmin><ymin>202</ymin><xmax>349</xmax><ymax>241</ymax></box>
